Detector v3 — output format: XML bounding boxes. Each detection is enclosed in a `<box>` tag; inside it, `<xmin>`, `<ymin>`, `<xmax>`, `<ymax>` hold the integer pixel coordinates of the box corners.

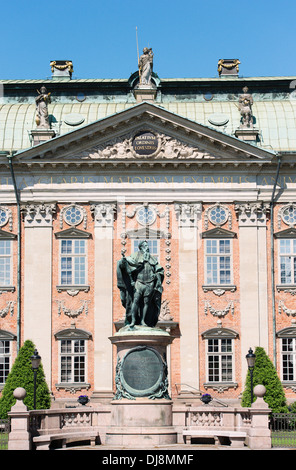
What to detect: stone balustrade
<box><xmin>8</xmin><ymin>385</ymin><xmax>272</xmax><ymax>450</ymax></box>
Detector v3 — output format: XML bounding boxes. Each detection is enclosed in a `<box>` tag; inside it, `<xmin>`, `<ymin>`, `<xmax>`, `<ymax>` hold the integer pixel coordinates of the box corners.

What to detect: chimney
<box><xmin>50</xmin><ymin>60</ymin><xmax>73</xmax><ymax>80</ymax></box>
<box><xmin>218</xmin><ymin>59</ymin><xmax>240</xmax><ymax>77</ymax></box>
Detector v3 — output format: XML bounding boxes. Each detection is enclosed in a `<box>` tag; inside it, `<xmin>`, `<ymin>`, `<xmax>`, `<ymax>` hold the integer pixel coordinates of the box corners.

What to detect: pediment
<box><xmin>14</xmin><ymin>102</ymin><xmax>275</xmax><ymax>167</ymax></box>
<box><xmin>202</xmin><ymin>227</ymin><xmax>236</xmax><ymax>238</ymax></box>
<box><xmin>54</xmin><ymin>227</ymin><xmax>92</xmax><ymax>239</ymax></box>
<box><xmin>274</xmin><ymin>227</ymin><xmax>296</xmax><ymax>238</ymax></box>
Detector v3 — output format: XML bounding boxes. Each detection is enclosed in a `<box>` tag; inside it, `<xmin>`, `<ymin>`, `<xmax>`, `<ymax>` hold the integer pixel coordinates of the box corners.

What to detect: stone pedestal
<box><xmin>133</xmin><ymin>85</ymin><xmax>157</xmax><ymax>103</ymax></box>
<box><xmin>235</xmin><ymin>128</ymin><xmax>259</xmax><ymax>142</ymax></box>
<box><xmin>106</xmin><ymin>326</ymin><xmax>177</xmax><ymax>446</ymax></box>
<box><xmin>30</xmin><ymin>129</ymin><xmax>56</xmax><ymax>146</ymax></box>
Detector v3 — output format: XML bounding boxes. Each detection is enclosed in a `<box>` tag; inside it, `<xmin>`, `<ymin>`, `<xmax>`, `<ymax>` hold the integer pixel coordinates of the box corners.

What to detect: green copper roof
<box><xmin>1</xmin><ymin>99</ymin><xmax>295</xmax><ymax>153</ymax></box>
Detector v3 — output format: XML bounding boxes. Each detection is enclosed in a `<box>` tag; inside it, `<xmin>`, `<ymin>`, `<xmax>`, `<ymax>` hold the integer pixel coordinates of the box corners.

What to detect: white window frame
<box><xmin>59</xmin><ymin>238</ymin><xmax>87</xmax><ymax>286</ymax></box>
<box><xmin>281</xmin><ymin>337</ymin><xmax>296</xmax><ymax>382</ymax></box>
<box><xmin>204</xmin><ymin>238</ymin><xmax>232</xmax><ymax>285</ymax></box>
<box><xmin>0</xmin><ymin>240</ymin><xmax>12</xmax><ymax>286</ymax></box>
<box><xmin>206</xmin><ymin>337</ymin><xmax>234</xmax><ymax>383</ymax></box>
<box><xmin>279</xmin><ymin>238</ymin><xmax>296</xmax><ymax>284</ymax></box>
<box><xmin>59</xmin><ymin>338</ymin><xmax>88</xmax><ymax>385</ymax></box>
<box><xmin>0</xmin><ymin>338</ymin><xmax>12</xmax><ymax>385</ymax></box>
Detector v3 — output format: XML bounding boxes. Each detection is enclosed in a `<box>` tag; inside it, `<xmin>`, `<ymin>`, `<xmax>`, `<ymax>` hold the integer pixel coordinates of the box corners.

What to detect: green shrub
<box><xmin>0</xmin><ymin>340</ymin><xmax>51</xmax><ymax>418</ymax></box>
<box><xmin>241</xmin><ymin>346</ymin><xmax>288</xmax><ymax>412</ymax></box>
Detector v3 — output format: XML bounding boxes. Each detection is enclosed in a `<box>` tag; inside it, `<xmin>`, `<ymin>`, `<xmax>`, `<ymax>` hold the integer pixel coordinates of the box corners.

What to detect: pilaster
<box><xmin>22</xmin><ymin>203</ymin><xmax>56</xmax><ymax>387</ymax></box>
<box><xmin>235</xmin><ymin>202</ymin><xmax>270</xmax><ymax>380</ymax></box>
<box><xmin>174</xmin><ymin>202</ymin><xmax>202</xmax><ymax>395</ymax></box>
<box><xmin>91</xmin><ymin>202</ymin><xmax>116</xmax><ymax>399</ymax></box>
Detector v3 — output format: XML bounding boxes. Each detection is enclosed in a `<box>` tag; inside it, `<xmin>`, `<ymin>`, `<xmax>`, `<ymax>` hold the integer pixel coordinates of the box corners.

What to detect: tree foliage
<box><xmin>241</xmin><ymin>346</ymin><xmax>288</xmax><ymax>412</ymax></box>
<box><xmin>0</xmin><ymin>340</ymin><xmax>51</xmax><ymax>418</ymax></box>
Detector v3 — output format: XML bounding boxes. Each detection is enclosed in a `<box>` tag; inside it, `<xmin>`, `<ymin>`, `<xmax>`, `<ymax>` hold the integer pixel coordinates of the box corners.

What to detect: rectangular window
<box><xmin>281</xmin><ymin>338</ymin><xmax>296</xmax><ymax>381</ymax></box>
<box><xmin>133</xmin><ymin>239</ymin><xmax>159</xmax><ymax>259</ymax></box>
<box><xmin>279</xmin><ymin>239</ymin><xmax>296</xmax><ymax>284</ymax></box>
<box><xmin>207</xmin><ymin>338</ymin><xmax>233</xmax><ymax>382</ymax></box>
<box><xmin>205</xmin><ymin>239</ymin><xmax>231</xmax><ymax>285</ymax></box>
<box><xmin>60</xmin><ymin>339</ymin><xmax>86</xmax><ymax>383</ymax></box>
<box><xmin>60</xmin><ymin>239</ymin><xmax>86</xmax><ymax>285</ymax></box>
<box><xmin>0</xmin><ymin>340</ymin><xmax>11</xmax><ymax>384</ymax></box>
<box><xmin>0</xmin><ymin>240</ymin><xmax>12</xmax><ymax>286</ymax></box>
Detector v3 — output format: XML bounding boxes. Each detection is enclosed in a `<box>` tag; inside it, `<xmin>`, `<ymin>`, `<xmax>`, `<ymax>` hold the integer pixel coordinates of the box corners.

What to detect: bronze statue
<box><xmin>138</xmin><ymin>47</ymin><xmax>154</xmax><ymax>85</ymax></box>
<box><xmin>35</xmin><ymin>86</ymin><xmax>51</xmax><ymax>128</ymax></box>
<box><xmin>117</xmin><ymin>240</ymin><xmax>164</xmax><ymax>328</ymax></box>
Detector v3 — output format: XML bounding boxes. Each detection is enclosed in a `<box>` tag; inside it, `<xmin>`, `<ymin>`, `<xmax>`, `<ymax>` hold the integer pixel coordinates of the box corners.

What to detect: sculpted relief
<box><xmin>76</xmin><ymin>130</ymin><xmax>215</xmax><ymax>161</ymax></box>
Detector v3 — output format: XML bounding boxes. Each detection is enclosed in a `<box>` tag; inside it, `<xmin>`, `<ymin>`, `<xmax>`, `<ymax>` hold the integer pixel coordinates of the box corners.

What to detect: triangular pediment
<box><xmin>274</xmin><ymin>227</ymin><xmax>296</xmax><ymax>238</ymax></box>
<box><xmin>202</xmin><ymin>227</ymin><xmax>236</xmax><ymax>238</ymax></box>
<box><xmin>12</xmin><ymin>102</ymin><xmax>275</xmax><ymax>167</ymax></box>
<box><xmin>54</xmin><ymin>227</ymin><xmax>92</xmax><ymax>239</ymax></box>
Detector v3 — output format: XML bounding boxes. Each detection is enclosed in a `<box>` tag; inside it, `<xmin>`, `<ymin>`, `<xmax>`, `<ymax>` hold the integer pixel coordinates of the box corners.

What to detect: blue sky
<box><xmin>1</xmin><ymin>0</ymin><xmax>295</xmax><ymax>80</ymax></box>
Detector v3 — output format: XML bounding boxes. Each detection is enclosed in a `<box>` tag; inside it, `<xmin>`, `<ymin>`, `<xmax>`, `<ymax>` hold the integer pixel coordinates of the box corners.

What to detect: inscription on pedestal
<box><xmin>115</xmin><ymin>346</ymin><xmax>170</xmax><ymax>399</ymax></box>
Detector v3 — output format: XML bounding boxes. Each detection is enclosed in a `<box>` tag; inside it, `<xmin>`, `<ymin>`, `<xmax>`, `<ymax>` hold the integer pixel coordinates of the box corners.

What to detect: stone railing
<box><xmin>7</xmin><ymin>385</ymin><xmax>271</xmax><ymax>450</ymax></box>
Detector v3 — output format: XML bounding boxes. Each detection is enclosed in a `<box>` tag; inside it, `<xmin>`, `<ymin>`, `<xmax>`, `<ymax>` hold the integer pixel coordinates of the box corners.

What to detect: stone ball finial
<box><xmin>13</xmin><ymin>387</ymin><xmax>26</xmax><ymax>401</ymax></box>
<box><xmin>254</xmin><ymin>384</ymin><xmax>266</xmax><ymax>398</ymax></box>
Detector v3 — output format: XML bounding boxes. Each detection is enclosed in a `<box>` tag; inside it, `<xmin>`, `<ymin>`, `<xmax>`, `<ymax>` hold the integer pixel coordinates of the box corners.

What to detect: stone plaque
<box><xmin>120</xmin><ymin>346</ymin><xmax>164</xmax><ymax>397</ymax></box>
<box><xmin>132</xmin><ymin>131</ymin><xmax>158</xmax><ymax>155</ymax></box>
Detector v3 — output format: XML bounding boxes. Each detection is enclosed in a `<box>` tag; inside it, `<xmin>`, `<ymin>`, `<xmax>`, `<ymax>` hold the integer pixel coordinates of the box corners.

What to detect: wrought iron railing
<box><xmin>270</xmin><ymin>413</ymin><xmax>296</xmax><ymax>448</ymax></box>
<box><xmin>0</xmin><ymin>419</ymin><xmax>10</xmax><ymax>450</ymax></box>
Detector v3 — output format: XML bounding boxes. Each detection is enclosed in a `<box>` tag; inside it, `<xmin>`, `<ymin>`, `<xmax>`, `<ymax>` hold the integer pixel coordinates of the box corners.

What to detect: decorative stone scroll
<box><xmin>77</xmin><ymin>131</ymin><xmax>213</xmax><ymax>161</ymax></box>
<box><xmin>174</xmin><ymin>202</ymin><xmax>202</xmax><ymax>228</ymax></box>
<box><xmin>21</xmin><ymin>203</ymin><xmax>56</xmax><ymax>227</ymax></box>
<box><xmin>90</xmin><ymin>202</ymin><xmax>117</xmax><ymax>228</ymax></box>
<box><xmin>234</xmin><ymin>201</ymin><xmax>270</xmax><ymax>227</ymax></box>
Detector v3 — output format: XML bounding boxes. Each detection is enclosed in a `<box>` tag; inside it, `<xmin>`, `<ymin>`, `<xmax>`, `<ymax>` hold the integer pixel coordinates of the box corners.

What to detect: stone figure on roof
<box><xmin>117</xmin><ymin>240</ymin><xmax>164</xmax><ymax>329</ymax></box>
<box><xmin>138</xmin><ymin>47</ymin><xmax>154</xmax><ymax>86</ymax></box>
<box><xmin>35</xmin><ymin>86</ymin><xmax>51</xmax><ymax>129</ymax></box>
<box><xmin>238</xmin><ymin>86</ymin><xmax>254</xmax><ymax>128</ymax></box>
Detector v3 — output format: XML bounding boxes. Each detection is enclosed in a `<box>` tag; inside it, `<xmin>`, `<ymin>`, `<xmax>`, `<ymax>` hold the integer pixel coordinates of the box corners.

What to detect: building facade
<box><xmin>0</xmin><ymin>58</ymin><xmax>296</xmax><ymax>405</ymax></box>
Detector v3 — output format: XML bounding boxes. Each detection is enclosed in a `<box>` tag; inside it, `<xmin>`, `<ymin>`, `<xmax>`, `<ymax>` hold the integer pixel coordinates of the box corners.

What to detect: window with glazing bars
<box><xmin>60</xmin><ymin>239</ymin><xmax>86</xmax><ymax>285</ymax></box>
<box><xmin>0</xmin><ymin>340</ymin><xmax>11</xmax><ymax>384</ymax></box>
<box><xmin>207</xmin><ymin>338</ymin><xmax>233</xmax><ymax>382</ymax></box>
<box><xmin>281</xmin><ymin>338</ymin><xmax>296</xmax><ymax>381</ymax></box>
<box><xmin>0</xmin><ymin>240</ymin><xmax>12</xmax><ymax>286</ymax></box>
<box><xmin>205</xmin><ymin>239</ymin><xmax>231</xmax><ymax>285</ymax></box>
<box><xmin>60</xmin><ymin>339</ymin><xmax>86</xmax><ymax>383</ymax></box>
<box><xmin>279</xmin><ymin>239</ymin><xmax>296</xmax><ymax>284</ymax></box>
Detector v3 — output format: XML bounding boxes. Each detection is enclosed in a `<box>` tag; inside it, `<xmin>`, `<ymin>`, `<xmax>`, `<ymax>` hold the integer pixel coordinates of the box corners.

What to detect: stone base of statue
<box><xmin>106</xmin><ymin>325</ymin><xmax>177</xmax><ymax>446</ymax></box>
<box><xmin>133</xmin><ymin>84</ymin><xmax>157</xmax><ymax>103</ymax></box>
<box><xmin>234</xmin><ymin>127</ymin><xmax>259</xmax><ymax>142</ymax></box>
<box><xmin>30</xmin><ymin>129</ymin><xmax>56</xmax><ymax>146</ymax></box>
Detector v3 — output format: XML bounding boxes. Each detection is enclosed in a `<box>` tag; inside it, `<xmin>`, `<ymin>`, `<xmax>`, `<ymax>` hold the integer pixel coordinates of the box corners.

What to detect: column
<box><xmin>235</xmin><ymin>202</ymin><xmax>269</xmax><ymax>380</ymax></box>
<box><xmin>23</xmin><ymin>203</ymin><xmax>56</xmax><ymax>387</ymax></box>
<box><xmin>91</xmin><ymin>202</ymin><xmax>116</xmax><ymax>399</ymax></box>
<box><xmin>174</xmin><ymin>202</ymin><xmax>202</xmax><ymax>394</ymax></box>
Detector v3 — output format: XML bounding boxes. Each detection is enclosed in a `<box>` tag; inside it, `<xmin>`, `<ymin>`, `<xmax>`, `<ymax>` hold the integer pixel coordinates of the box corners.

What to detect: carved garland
<box><xmin>278</xmin><ymin>300</ymin><xmax>296</xmax><ymax>317</ymax></box>
<box><xmin>204</xmin><ymin>300</ymin><xmax>234</xmax><ymax>318</ymax></box>
<box><xmin>56</xmin><ymin>300</ymin><xmax>90</xmax><ymax>318</ymax></box>
<box><xmin>0</xmin><ymin>301</ymin><xmax>15</xmax><ymax>318</ymax></box>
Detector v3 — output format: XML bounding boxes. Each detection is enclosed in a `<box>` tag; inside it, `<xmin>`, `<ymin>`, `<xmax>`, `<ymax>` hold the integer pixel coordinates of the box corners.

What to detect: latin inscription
<box><xmin>132</xmin><ymin>131</ymin><xmax>158</xmax><ymax>155</ymax></box>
